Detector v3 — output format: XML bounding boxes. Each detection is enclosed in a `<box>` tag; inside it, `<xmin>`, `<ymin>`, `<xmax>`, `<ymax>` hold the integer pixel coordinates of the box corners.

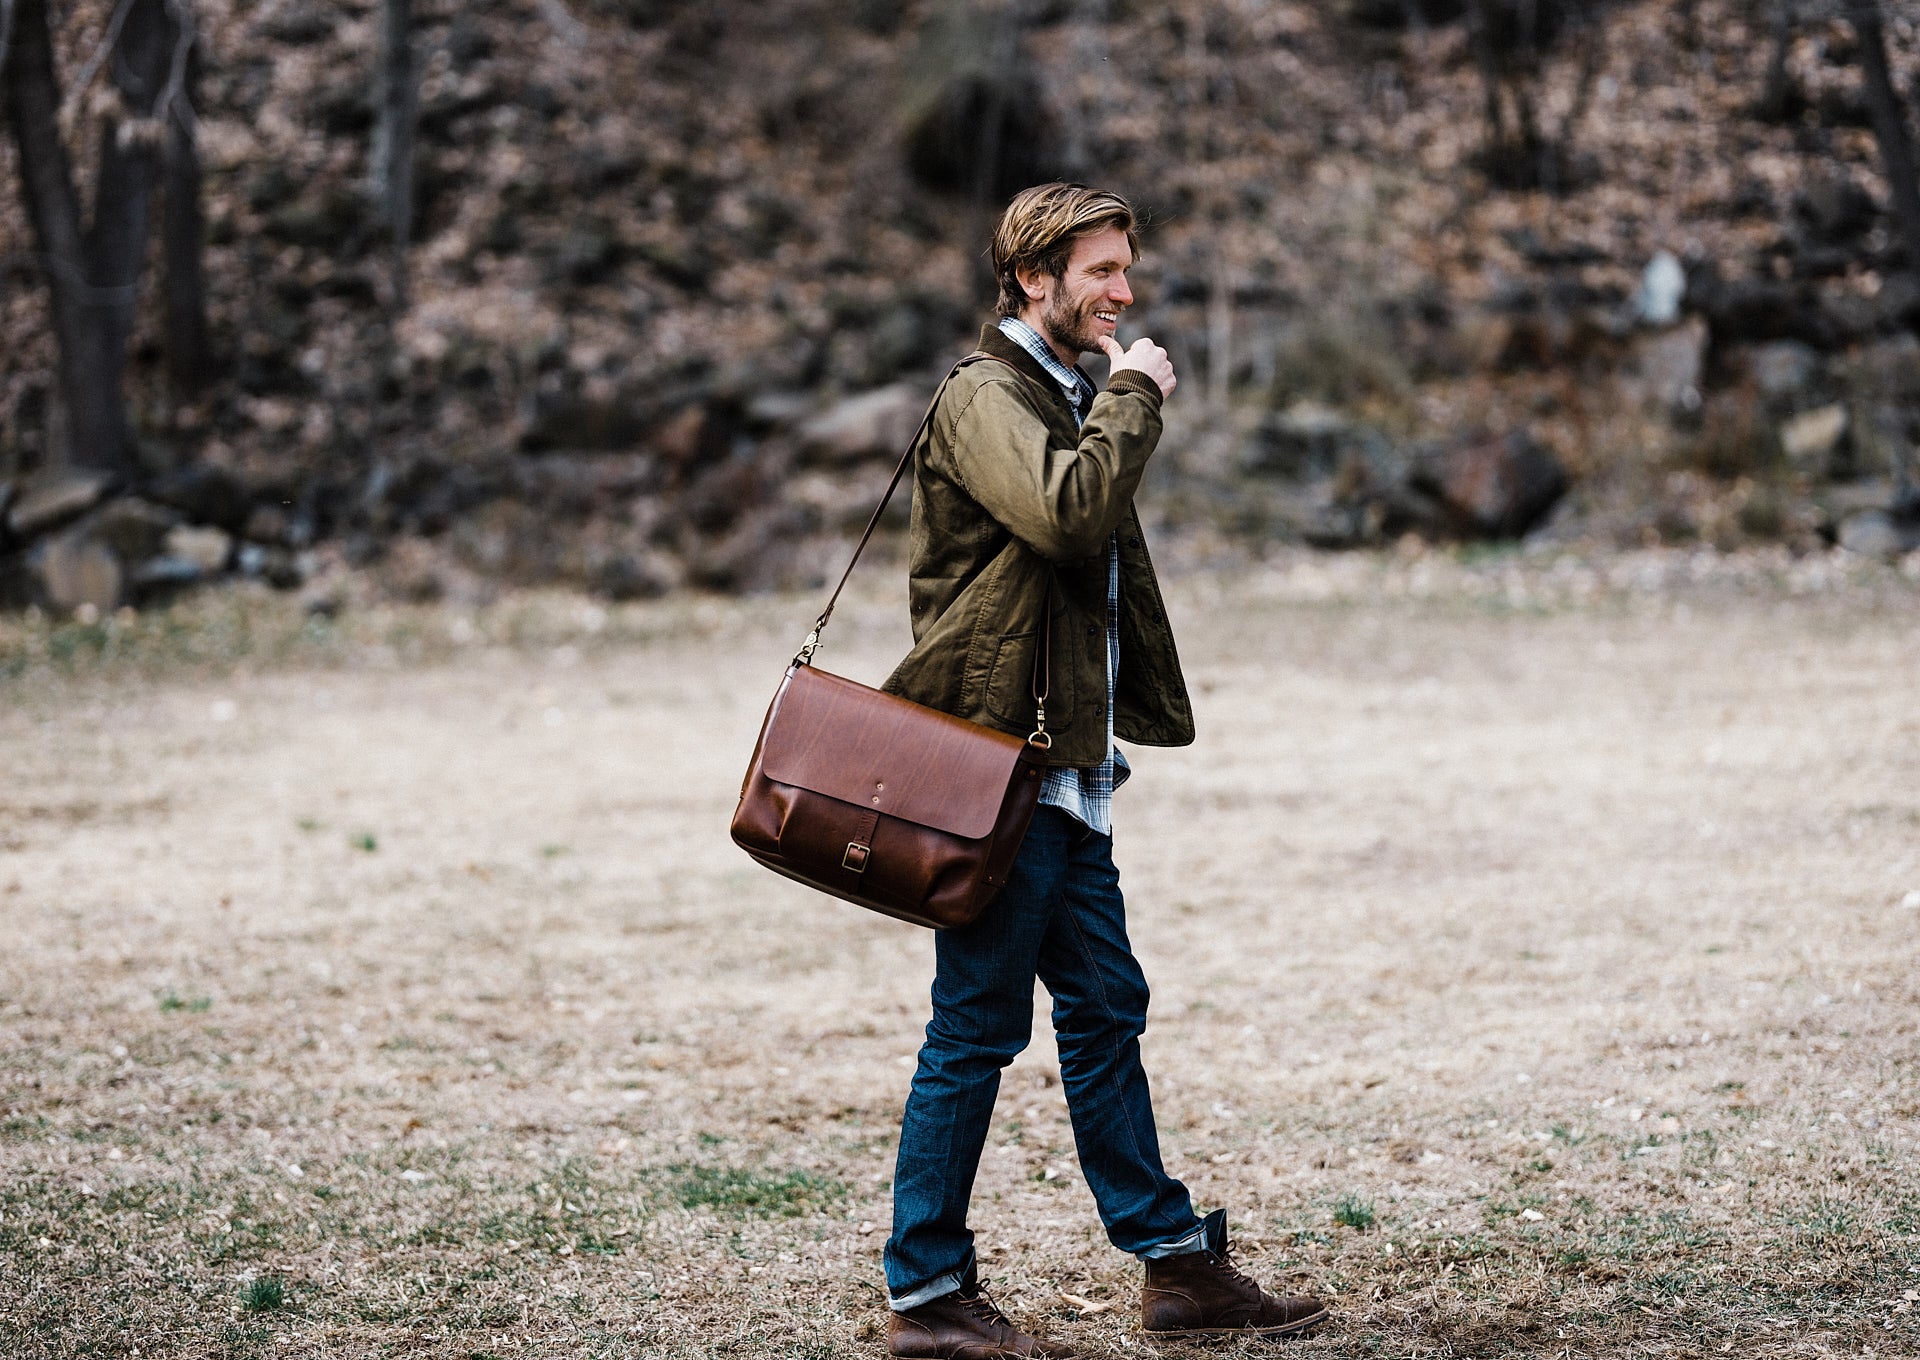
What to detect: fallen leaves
<box><xmin>1059</xmin><ymin>1291</ymin><xmax>1115</xmax><ymax>1316</ymax></box>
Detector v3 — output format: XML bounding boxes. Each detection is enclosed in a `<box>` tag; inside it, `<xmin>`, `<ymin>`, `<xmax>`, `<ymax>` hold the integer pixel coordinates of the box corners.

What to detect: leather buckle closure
<box><xmin>843</xmin><ymin>841</ymin><xmax>871</xmax><ymax>873</ymax></box>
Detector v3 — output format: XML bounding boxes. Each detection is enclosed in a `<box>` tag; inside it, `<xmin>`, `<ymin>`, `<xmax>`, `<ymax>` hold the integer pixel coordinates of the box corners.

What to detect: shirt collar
<box><xmin>997</xmin><ymin>317</ymin><xmax>1095</xmax><ymax>412</ymax></box>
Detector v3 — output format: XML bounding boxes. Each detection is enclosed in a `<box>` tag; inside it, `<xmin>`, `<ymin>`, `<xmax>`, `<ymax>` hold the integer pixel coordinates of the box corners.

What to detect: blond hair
<box><xmin>990</xmin><ymin>183</ymin><xmax>1139</xmax><ymax>319</ymax></box>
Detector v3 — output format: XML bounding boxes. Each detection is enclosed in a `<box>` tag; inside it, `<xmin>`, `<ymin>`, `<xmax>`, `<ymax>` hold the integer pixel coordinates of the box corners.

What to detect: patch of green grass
<box><xmin>674</xmin><ymin>1165</ymin><xmax>845</xmax><ymax>1218</ymax></box>
<box><xmin>157</xmin><ymin>987</ymin><xmax>212</xmax><ymax>1013</ymax></box>
<box><xmin>1333</xmin><ymin>1193</ymin><xmax>1375</xmax><ymax>1230</ymax></box>
<box><xmin>239</xmin><ymin>1274</ymin><xmax>286</xmax><ymax>1313</ymax></box>
<box><xmin>349</xmin><ymin>831</ymin><xmax>378</xmax><ymax>852</ymax></box>
<box><xmin>1785</xmin><ymin>1197</ymin><xmax>1857</xmax><ymax>1243</ymax></box>
<box><xmin>1</xmin><ymin>1115</ymin><xmax>49</xmax><ymax>1140</ymax></box>
<box><xmin>1455</xmin><ymin>540</ymin><xmax>1524</xmax><ymax>568</ymax></box>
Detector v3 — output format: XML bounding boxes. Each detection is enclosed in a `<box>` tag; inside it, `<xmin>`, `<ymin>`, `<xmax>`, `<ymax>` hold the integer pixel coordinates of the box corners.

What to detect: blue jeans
<box><xmin>884</xmin><ymin>807</ymin><xmax>1201</xmax><ymax>1307</ymax></box>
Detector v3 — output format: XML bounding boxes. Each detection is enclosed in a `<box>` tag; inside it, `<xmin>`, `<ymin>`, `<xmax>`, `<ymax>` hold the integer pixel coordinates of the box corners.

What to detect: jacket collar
<box><xmin>975</xmin><ymin>322</ymin><xmax>1090</xmax><ymax>425</ymax></box>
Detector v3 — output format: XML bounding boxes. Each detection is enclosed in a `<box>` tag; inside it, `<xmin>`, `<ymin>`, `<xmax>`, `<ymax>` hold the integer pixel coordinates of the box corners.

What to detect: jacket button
<box><xmin>1086</xmin><ymin>625</ymin><xmax>1098</xmax><ymax>638</ymax></box>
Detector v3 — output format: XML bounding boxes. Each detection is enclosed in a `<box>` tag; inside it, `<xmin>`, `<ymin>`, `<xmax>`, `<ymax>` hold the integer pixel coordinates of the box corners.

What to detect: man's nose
<box><xmin>1110</xmin><ymin>275</ymin><xmax>1133</xmax><ymax>306</ymax></box>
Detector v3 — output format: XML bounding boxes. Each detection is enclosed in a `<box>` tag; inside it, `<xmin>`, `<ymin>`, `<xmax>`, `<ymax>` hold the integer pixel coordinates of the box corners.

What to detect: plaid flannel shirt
<box><xmin>996</xmin><ymin>317</ymin><xmax>1129</xmax><ymax>836</ymax></box>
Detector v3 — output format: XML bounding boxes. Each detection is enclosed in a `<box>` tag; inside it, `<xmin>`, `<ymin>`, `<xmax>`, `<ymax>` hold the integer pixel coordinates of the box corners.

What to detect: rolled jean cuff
<box><xmin>1136</xmin><ymin>1220</ymin><xmax>1208</xmax><ymax>1260</ymax></box>
<box><xmin>888</xmin><ymin>1256</ymin><xmax>973</xmax><ymax>1313</ymax></box>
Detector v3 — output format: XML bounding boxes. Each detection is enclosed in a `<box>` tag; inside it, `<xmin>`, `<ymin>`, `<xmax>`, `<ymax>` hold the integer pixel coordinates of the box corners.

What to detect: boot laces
<box><xmin>955</xmin><ymin>1287</ymin><xmax>1014</xmax><ymax>1330</ymax></box>
<box><xmin>1207</xmin><ymin>1243</ymin><xmax>1259</xmax><ymax>1293</ymax></box>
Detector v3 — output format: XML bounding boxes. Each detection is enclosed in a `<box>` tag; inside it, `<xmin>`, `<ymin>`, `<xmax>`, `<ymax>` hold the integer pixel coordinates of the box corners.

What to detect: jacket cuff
<box><xmin>1104</xmin><ymin>368</ymin><xmax>1165</xmax><ymax>411</ymax></box>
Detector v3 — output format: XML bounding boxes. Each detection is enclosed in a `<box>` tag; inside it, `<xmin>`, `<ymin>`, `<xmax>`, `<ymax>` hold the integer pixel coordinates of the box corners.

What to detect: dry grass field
<box><xmin>3</xmin><ymin>550</ymin><xmax>1919</xmax><ymax>1359</ymax></box>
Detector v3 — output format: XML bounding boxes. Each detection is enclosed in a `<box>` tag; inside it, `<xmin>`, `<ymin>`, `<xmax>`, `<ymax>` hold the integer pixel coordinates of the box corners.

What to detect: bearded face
<box><xmin>1039</xmin><ymin>285</ymin><xmax>1117</xmax><ymax>359</ymax></box>
<box><xmin>1020</xmin><ymin>226</ymin><xmax>1134</xmax><ymax>362</ymax></box>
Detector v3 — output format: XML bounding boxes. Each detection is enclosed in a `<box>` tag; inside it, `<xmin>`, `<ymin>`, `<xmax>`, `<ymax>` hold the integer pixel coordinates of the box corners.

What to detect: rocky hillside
<box><xmin>2</xmin><ymin>0</ymin><xmax>1919</xmax><ymax>611</ymax></box>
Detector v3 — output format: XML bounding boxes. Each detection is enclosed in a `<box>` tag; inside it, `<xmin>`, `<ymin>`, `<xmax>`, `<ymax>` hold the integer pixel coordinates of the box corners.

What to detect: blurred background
<box><xmin>4</xmin><ymin>0</ymin><xmax>1920</xmax><ymax>616</ymax></box>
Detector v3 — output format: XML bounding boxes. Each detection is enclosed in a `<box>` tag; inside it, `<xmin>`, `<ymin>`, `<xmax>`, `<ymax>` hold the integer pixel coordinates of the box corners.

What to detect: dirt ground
<box><xmin>2</xmin><ymin>550</ymin><xmax>1919</xmax><ymax>1359</ymax></box>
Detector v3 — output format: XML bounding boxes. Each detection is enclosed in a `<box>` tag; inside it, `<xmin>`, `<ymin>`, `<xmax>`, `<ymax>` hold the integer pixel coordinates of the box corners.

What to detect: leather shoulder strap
<box><xmin>794</xmin><ymin>352</ymin><xmax>1051</xmax><ymax>749</ymax></box>
<box><xmin>795</xmin><ymin>353</ymin><xmax>994</xmax><ymax>660</ymax></box>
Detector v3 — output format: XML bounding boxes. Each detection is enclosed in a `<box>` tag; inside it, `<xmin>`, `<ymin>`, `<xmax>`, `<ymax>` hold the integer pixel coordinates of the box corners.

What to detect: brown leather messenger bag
<box><xmin>730</xmin><ymin>354</ymin><xmax>1051</xmax><ymax>929</ymax></box>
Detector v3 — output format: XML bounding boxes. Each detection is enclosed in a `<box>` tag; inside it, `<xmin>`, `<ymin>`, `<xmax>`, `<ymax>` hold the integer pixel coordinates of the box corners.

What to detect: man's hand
<box><xmin>1099</xmin><ymin>335</ymin><xmax>1177</xmax><ymax>400</ymax></box>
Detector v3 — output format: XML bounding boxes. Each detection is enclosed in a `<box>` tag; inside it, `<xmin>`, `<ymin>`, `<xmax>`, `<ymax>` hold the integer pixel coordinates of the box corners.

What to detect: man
<box><xmin>877</xmin><ymin>182</ymin><xmax>1330</xmax><ymax>1356</ymax></box>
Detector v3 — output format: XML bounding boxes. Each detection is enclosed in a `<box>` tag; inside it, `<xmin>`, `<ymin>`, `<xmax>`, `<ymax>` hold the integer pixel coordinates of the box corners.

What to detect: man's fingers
<box><xmin>1101</xmin><ymin>333</ymin><xmax>1175</xmax><ymax>399</ymax></box>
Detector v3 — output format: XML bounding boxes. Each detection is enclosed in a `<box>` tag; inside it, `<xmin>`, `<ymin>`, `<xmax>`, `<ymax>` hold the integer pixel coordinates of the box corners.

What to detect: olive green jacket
<box><xmin>881</xmin><ymin>324</ymin><xmax>1195</xmax><ymax>767</ymax></box>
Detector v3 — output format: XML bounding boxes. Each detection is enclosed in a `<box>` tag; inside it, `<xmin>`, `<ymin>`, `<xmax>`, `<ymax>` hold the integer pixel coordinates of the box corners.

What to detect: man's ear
<box><xmin>1014</xmin><ymin>265</ymin><xmax>1050</xmax><ymax>304</ymax></box>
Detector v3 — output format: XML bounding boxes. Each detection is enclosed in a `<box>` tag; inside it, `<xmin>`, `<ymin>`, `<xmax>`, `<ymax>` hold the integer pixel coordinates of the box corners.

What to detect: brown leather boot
<box><xmin>1141</xmin><ymin>1210</ymin><xmax>1328</xmax><ymax>1342</ymax></box>
<box><xmin>888</xmin><ymin>1276</ymin><xmax>1078</xmax><ymax>1359</ymax></box>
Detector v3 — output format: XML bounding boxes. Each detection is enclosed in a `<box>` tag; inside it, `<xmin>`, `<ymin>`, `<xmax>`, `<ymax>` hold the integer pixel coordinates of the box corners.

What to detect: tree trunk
<box><xmin>1846</xmin><ymin>0</ymin><xmax>1920</xmax><ymax>274</ymax></box>
<box><xmin>371</xmin><ymin>0</ymin><xmax>417</xmax><ymax>310</ymax></box>
<box><xmin>85</xmin><ymin>0</ymin><xmax>175</xmax><ymax>413</ymax></box>
<box><xmin>1758</xmin><ymin>0</ymin><xmax>1796</xmax><ymax>122</ymax></box>
<box><xmin>2</xmin><ymin>0</ymin><xmax>135</xmax><ymax>476</ymax></box>
<box><xmin>162</xmin><ymin>6</ymin><xmax>213</xmax><ymax>397</ymax></box>
<box><xmin>1206</xmin><ymin>251</ymin><xmax>1232</xmax><ymax>413</ymax></box>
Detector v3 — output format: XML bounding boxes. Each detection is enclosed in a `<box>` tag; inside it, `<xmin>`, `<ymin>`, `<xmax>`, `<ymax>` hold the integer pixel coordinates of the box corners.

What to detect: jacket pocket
<box><xmin>984</xmin><ymin>628</ymin><xmax>1075</xmax><ymax>732</ymax></box>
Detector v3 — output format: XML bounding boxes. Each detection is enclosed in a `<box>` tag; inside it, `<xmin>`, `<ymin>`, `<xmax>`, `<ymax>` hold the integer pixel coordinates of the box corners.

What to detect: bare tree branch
<box><xmin>60</xmin><ymin>0</ymin><xmax>139</xmax><ymax>125</ymax></box>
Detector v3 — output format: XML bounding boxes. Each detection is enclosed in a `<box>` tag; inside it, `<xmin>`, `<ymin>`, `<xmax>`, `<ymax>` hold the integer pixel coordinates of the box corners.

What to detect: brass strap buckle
<box><xmin>1028</xmin><ymin>697</ymin><xmax>1050</xmax><ymax>750</ymax></box>
<box><xmin>842</xmin><ymin>841</ymin><xmax>871</xmax><ymax>873</ymax></box>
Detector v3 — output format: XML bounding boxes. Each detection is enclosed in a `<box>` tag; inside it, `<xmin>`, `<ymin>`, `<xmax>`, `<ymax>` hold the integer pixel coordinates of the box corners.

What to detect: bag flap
<box><xmin>759</xmin><ymin>665</ymin><xmax>1031</xmax><ymax>841</ymax></box>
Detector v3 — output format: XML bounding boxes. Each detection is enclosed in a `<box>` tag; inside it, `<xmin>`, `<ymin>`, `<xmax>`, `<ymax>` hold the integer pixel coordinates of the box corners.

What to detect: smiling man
<box><xmin>876</xmin><ymin>183</ymin><xmax>1330</xmax><ymax>1356</ymax></box>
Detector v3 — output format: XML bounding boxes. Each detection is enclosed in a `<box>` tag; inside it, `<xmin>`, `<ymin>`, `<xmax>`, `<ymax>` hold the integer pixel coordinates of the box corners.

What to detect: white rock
<box><xmin>1779</xmin><ymin>404</ymin><xmax>1847</xmax><ymax>466</ymax></box>
<box><xmin>1838</xmin><ymin>511</ymin><xmax>1920</xmax><ymax>560</ymax></box>
<box><xmin>1636</xmin><ymin>251</ymin><xmax>1687</xmax><ymax>326</ymax></box>
<box><xmin>164</xmin><ymin>524</ymin><xmax>233</xmax><ymax>574</ymax></box>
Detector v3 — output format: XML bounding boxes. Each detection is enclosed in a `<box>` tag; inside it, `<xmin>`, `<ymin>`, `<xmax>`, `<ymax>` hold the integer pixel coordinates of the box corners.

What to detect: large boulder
<box><xmin>35</xmin><ymin>527</ymin><xmax>124</xmax><ymax>613</ymax></box>
<box><xmin>1626</xmin><ymin>316</ymin><xmax>1707</xmax><ymax>411</ymax></box>
<box><xmin>1837</xmin><ymin>509</ymin><xmax>1920</xmax><ymax>559</ymax></box>
<box><xmin>1414</xmin><ymin>431</ymin><xmax>1570</xmax><ymax>539</ymax></box>
<box><xmin>6</xmin><ymin>470</ymin><xmax>114</xmax><ymax>540</ymax></box>
<box><xmin>796</xmin><ymin>385</ymin><xmax>924</xmax><ymax>466</ymax></box>
<box><xmin>91</xmin><ymin>498</ymin><xmax>183</xmax><ymax>563</ymax></box>
<box><xmin>1241</xmin><ymin>401</ymin><xmax>1376</xmax><ymax>479</ymax></box>
<box><xmin>1779</xmin><ymin>404</ymin><xmax>1849</xmax><ymax>473</ymax></box>
<box><xmin>1745</xmin><ymin>340</ymin><xmax>1821</xmax><ymax>402</ymax></box>
<box><xmin>147</xmin><ymin>464</ymin><xmax>254</xmax><ymax>534</ymax></box>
